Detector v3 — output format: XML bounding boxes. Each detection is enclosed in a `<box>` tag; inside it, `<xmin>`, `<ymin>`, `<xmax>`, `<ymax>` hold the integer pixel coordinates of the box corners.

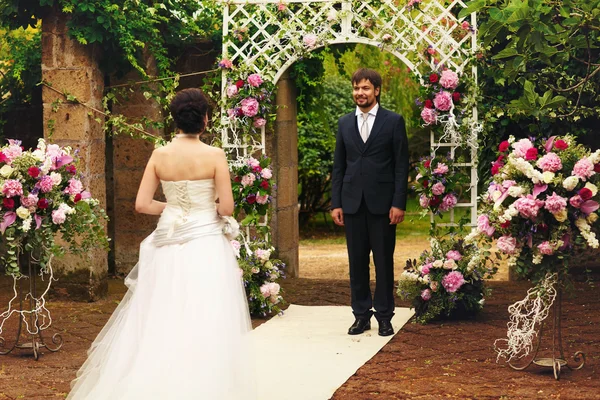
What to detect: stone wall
<box><xmin>41</xmin><ymin>9</ymin><xmax>107</xmax><ymax>300</ymax></box>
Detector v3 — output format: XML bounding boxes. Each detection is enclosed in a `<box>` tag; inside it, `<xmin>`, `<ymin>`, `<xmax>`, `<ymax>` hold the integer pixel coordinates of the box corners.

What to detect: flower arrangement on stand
<box><xmin>232</xmin><ymin>238</ymin><xmax>286</xmax><ymax>317</ymax></box>
<box><xmin>413</xmin><ymin>153</ymin><xmax>469</xmax><ymax>217</ymax></box>
<box><xmin>397</xmin><ymin>236</ymin><xmax>497</xmax><ymax>324</ymax></box>
<box><xmin>0</xmin><ymin>139</ymin><xmax>109</xmax><ymax>277</ymax></box>
<box><xmin>231</xmin><ymin>155</ymin><xmax>273</xmax><ymax>226</ymax></box>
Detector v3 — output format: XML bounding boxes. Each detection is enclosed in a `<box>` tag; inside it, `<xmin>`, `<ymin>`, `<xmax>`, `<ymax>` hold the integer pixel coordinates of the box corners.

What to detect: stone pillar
<box><xmin>110</xmin><ymin>55</ymin><xmax>163</xmax><ymax>275</ymax></box>
<box><xmin>270</xmin><ymin>71</ymin><xmax>299</xmax><ymax>277</ymax></box>
<box><xmin>41</xmin><ymin>9</ymin><xmax>108</xmax><ymax>300</ymax></box>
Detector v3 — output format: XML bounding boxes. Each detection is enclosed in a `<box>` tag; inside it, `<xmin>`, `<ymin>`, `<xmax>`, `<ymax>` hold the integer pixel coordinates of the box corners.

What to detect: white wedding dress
<box><xmin>68</xmin><ymin>179</ymin><xmax>256</xmax><ymax>400</ymax></box>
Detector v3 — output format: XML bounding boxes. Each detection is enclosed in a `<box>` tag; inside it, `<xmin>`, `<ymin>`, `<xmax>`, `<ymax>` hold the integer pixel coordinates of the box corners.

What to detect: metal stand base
<box><xmin>0</xmin><ymin>256</ymin><xmax>63</xmax><ymax>360</ymax></box>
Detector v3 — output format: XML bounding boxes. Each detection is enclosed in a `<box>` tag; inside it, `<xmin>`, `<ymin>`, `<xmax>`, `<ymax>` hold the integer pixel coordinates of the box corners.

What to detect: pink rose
<box><xmin>536</xmin><ymin>152</ymin><xmax>562</xmax><ymax>172</ymax></box>
<box><xmin>544</xmin><ymin>192</ymin><xmax>567</xmax><ymax>214</ymax></box>
<box><xmin>241</xmin><ymin>173</ymin><xmax>256</xmax><ymax>187</ymax></box>
<box><xmin>226</xmin><ymin>84</ymin><xmax>239</xmax><ymax>98</ymax></box>
<box><xmin>537</xmin><ymin>241</ymin><xmax>554</xmax><ymax>255</ymax></box>
<box><xmin>497</xmin><ymin>235</ymin><xmax>517</xmax><ymax>254</ymax></box>
<box><xmin>477</xmin><ymin>214</ymin><xmax>495</xmax><ymax>236</ymax></box>
<box><xmin>573</xmin><ymin>158</ymin><xmax>595</xmax><ymax>181</ymax></box>
<box><xmin>433</xmin><ymin>91</ymin><xmax>453</xmax><ymax>111</ymax></box>
<box><xmin>240</xmin><ymin>97</ymin><xmax>259</xmax><ymax>117</ymax></box>
<box><xmin>247</xmin><ymin>157</ymin><xmax>260</xmax><ymax>168</ymax></box>
<box><xmin>433</xmin><ymin>163</ymin><xmax>449</xmax><ymax>174</ymax></box>
<box><xmin>303</xmin><ymin>34</ymin><xmax>318</xmax><ymax>48</ymax></box>
<box><xmin>218</xmin><ymin>59</ymin><xmax>233</xmax><ymax>69</ymax></box>
<box><xmin>421</xmin><ymin>263</ymin><xmax>432</xmax><ymax>275</ymax></box>
<box><xmin>2</xmin><ymin>143</ymin><xmax>22</xmax><ymax>164</ymax></box>
<box><xmin>512</xmin><ymin>138</ymin><xmax>534</xmax><ymax>158</ymax></box>
<box><xmin>1</xmin><ymin>180</ymin><xmax>23</xmax><ymax>198</ymax></box>
<box><xmin>421</xmin><ymin>289</ymin><xmax>432</xmax><ymax>301</ymax></box>
<box><xmin>260</xmin><ymin>283</ymin><xmax>271</xmax><ymax>298</ymax></box>
<box><xmin>569</xmin><ymin>195</ymin><xmax>583</xmax><ymax>208</ymax></box>
<box><xmin>439</xmin><ymin>70</ymin><xmax>459</xmax><ymax>90</ymax></box>
<box><xmin>431</xmin><ymin>182</ymin><xmax>445</xmax><ymax>196</ymax></box>
<box><xmin>253</xmin><ymin>118</ymin><xmax>267</xmax><ymax>128</ymax></box>
<box><xmin>247</xmin><ymin>74</ymin><xmax>263</xmax><ymax>87</ymax></box>
<box><xmin>256</xmin><ymin>194</ymin><xmax>269</xmax><ymax>204</ymax></box>
<box><xmin>421</xmin><ymin>107</ymin><xmax>438</xmax><ymax>124</ymax></box>
<box><xmin>461</xmin><ymin>21</ymin><xmax>470</xmax><ymax>30</ymax></box>
<box><xmin>446</xmin><ymin>250</ymin><xmax>462</xmax><ymax>261</ymax></box>
<box><xmin>64</xmin><ymin>178</ymin><xmax>83</xmax><ymax>195</ymax></box>
<box><xmin>419</xmin><ymin>195</ymin><xmax>430</xmax><ymax>208</ymax></box>
<box><xmin>261</xmin><ymin>168</ymin><xmax>272</xmax><ymax>179</ymax></box>
<box><xmin>442</xmin><ymin>271</ymin><xmax>465</xmax><ymax>293</ymax></box>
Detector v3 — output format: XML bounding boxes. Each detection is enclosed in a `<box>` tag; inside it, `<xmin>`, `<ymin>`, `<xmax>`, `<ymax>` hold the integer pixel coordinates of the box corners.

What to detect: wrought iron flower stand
<box><xmin>0</xmin><ymin>254</ymin><xmax>63</xmax><ymax>360</ymax></box>
<box><xmin>508</xmin><ymin>284</ymin><xmax>585</xmax><ymax>380</ymax></box>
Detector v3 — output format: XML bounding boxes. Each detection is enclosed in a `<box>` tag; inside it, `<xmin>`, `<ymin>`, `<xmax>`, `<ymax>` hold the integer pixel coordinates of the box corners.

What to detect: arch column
<box><xmin>270</xmin><ymin>70</ymin><xmax>299</xmax><ymax>278</ymax></box>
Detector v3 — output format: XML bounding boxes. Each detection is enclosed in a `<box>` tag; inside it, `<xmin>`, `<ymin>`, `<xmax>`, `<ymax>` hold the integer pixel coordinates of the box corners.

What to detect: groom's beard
<box><xmin>354</xmin><ymin>96</ymin><xmax>375</xmax><ymax>108</ymax></box>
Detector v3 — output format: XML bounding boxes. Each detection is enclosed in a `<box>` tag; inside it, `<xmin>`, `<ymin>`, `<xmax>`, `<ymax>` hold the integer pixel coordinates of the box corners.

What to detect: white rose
<box><xmin>58</xmin><ymin>203</ymin><xmax>75</xmax><ymax>215</ymax></box>
<box><xmin>16</xmin><ymin>206</ymin><xmax>30</xmax><ymax>219</ymax></box>
<box><xmin>32</xmin><ymin>149</ymin><xmax>45</xmax><ymax>161</ymax></box>
<box><xmin>0</xmin><ymin>165</ymin><xmax>13</xmax><ymax>178</ymax></box>
<box><xmin>587</xmin><ymin>213</ymin><xmax>598</xmax><ymax>224</ymax></box>
<box><xmin>507</xmin><ymin>186</ymin><xmax>525</xmax><ymax>197</ymax></box>
<box><xmin>542</xmin><ymin>171</ymin><xmax>555</xmax><ymax>184</ymax></box>
<box><xmin>492</xmin><ymin>190</ymin><xmax>502</xmax><ymax>202</ymax></box>
<box><xmin>554</xmin><ymin>209</ymin><xmax>568</xmax><ymax>222</ymax></box>
<box><xmin>589</xmin><ymin>150</ymin><xmax>600</xmax><ymax>164</ymax></box>
<box><xmin>50</xmin><ymin>172</ymin><xmax>62</xmax><ymax>185</ymax></box>
<box><xmin>563</xmin><ymin>176</ymin><xmax>579</xmax><ymax>191</ymax></box>
<box><xmin>432</xmin><ymin>260</ymin><xmax>443</xmax><ymax>268</ymax></box>
<box><xmin>585</xmin><ymin>182</ymin><xmax>598</xmax><ymax>196</ymax></box>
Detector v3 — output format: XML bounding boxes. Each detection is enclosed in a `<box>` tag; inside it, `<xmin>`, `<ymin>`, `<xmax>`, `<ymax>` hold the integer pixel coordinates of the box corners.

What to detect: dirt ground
<box><xmin>0</xmin><ymin>248</ymin><xmax>598</xmax><ymax>399</ymax></box>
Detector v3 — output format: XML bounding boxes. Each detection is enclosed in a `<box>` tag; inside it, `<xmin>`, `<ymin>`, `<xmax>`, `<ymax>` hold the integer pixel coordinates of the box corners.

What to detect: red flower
<box><xmin>235</xmin><ymin>79</ymin><xmax>245</xmax><ymax>89</ymax></box>
<box><xmin>498</xmin><ymin>141</ymin><xmax>510</xmax><ymax>152</ymax></box>
<box><xmin>452</xmin><ymin>92</ymin><xmax>461</xmax><ymax>102</ymax></box>
<box><xmin>491</xmin><ymin>162</ymin><xmax>503</xmax><ymax>176</ymax></box>
<box><xmin>594</xmin><ymin>164</ymin><xmax>600</xmax><ymax>173</ymax></box>
<box><xmin>579</xmin><ymin>187</ymin><xmax>593</xmax><ymax>201</ymax></box>
<box><xmin>234</xmin><ymin>176</ymin><xmax>241</xmax><ymax>183</ymax></box>
<box><xmin>525</xmin><ymin>148</ymin><xmax>538</xmax><ymax>161</ymax></box>
<box><xmin>424</xmin><ymin>99</ymin><xmax>434</xmax><ymax>109</ymax></box>
<box><xmin>500</xmin><ymin>221</ymin><xmax>510</xmax><ymax>229</ymax></box>
<box><xmin>0</xmin><ymin>152</ymin><xmax>7</xmax><ymax>163</ymax></box>
<box><xmin>3</xmin><ymin>198</ymin><xmax>15</xmax><ymax>209</ymax></box>
<box><xmin>247</xmin><ymin>194</ymin><xmax>256</xmax><ymax>204</ymax></box>
<box><xmin>429</xmin><ymin>195</ymin><xmax>442</xmax><ymax>207</ymax></box>
<box><xmin>554</xmin><ymin>139</ymin><xmax>568</xmax><ymax>150</ymax></box>
<box><xmin>37</xmin><ymin>198</ymin><xmax>49</xmax><ymax>209</ymax></box>
<box><xmin>260</xmin><ymin>180</ymin><xmax>269</xmax><ymax>189</ymax></box>
<box><xmin>423</xmin><ymin>179</ymin><xmax>429</xmax><ymax>188</ymax></box>
<box><xmin>73</xmin><ymin>193</ymin><xmax>82</xmax><ymax>203</ymax></box>
<box><xmin>538</xmin><ymin>223</ymin><xmax>549</xmax><ymax>232</ymax></box>
<box><xmin>28</xmin><ymin>166</ymin><xmax>40</xmax><ymax>178</ymax></box>
<box><xmin>496</xmin><ymin>154</ymin><xmax>505</xmax><ymax>163</ymax></box>
<box><xmin>423</xmin><ymin>159</ymin><xmax>431</xmax><ymax>168</ymax></box>
<box><xmin>66</xmin><ymin>165</ymin><xmax>77</xmax><ymax>174</ymax></box>
<box><xmin>429</xmin><ymin>73</ymin><xmax>439</xmax><ymax>83</ymax></box>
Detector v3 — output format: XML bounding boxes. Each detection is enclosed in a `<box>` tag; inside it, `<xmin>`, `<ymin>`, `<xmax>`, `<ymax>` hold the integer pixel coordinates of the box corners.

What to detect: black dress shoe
<box><xmin>348</xmin><ymin>318</ymin><xmax>371</xmax><ymax>335</ymax></box>
<box><xmin>378</xmin><ymin>320</ymin><xmax>394</xmax><ymax>336</ymax></box>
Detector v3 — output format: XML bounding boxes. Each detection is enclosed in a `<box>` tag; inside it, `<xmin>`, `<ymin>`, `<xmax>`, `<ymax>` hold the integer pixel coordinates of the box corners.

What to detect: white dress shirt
<box><xmin>355</xmin><ymin>103</ymin><xmax>379</xmax><ymax>140</ymax></box>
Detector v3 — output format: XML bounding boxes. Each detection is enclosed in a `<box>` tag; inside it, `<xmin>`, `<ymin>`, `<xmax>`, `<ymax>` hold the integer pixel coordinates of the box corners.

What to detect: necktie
<box><xmin>360</xmin><ymin>112</ymin><xmax>369</xmax><ymax>143</ymax></box>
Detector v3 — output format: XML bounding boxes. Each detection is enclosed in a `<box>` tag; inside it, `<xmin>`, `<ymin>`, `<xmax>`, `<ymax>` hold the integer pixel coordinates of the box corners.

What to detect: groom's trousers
<box><xmin>344</xmin><ymin>198</ymin><xmax>396</xmax><ymax>322</ymax></box>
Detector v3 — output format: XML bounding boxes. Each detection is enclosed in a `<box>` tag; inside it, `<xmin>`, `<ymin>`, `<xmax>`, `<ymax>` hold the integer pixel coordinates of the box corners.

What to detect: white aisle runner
<box><xmin>251</xmin><ymin>305</ymin><xmax>414</xmax><ymax>400</ymax></box>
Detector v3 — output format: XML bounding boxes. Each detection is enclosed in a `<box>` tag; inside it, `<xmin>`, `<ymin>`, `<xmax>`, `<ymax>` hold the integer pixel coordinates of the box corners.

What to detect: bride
<box><xmin>68</xmin><ymin>88</ymin><xmax>256</xmax><ymax>399</ymax></box>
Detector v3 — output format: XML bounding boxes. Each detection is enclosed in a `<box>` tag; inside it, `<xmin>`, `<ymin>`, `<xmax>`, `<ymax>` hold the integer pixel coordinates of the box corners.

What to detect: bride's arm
<box><xmin>214</xmin><ymin>149</ymin><xmax>234</xmax><ymax>217</ymax></box>
<box><xmin>135</xmin><ymin>152</ymin><xmax>167</xmax><ymax>215</ymax></box>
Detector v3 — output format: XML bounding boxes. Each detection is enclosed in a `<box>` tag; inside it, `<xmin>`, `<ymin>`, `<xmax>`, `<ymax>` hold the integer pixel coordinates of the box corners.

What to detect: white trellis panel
<box><xmin>220</xmin><ymin>0</ymin><xmax>479</xmax><ymax>225</ymax></box>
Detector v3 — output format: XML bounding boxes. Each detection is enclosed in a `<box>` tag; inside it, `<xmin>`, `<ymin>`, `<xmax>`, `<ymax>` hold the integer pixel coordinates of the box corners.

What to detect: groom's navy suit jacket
<box><xmin>331</xmin><ymin>107</ymin><xmax>409</xmax><ymax>215</ymax></box>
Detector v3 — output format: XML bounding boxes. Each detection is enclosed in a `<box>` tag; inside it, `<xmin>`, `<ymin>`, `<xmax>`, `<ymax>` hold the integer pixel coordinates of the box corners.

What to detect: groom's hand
<box><xmin>389</xmin><ymin>207</ymin><xmax>405</xmax><ymax>225</ymax></box>
<box><xmin>331</xmin><ymin>208</ymin><xmax>344</xmax><ymax>226</ymax></box>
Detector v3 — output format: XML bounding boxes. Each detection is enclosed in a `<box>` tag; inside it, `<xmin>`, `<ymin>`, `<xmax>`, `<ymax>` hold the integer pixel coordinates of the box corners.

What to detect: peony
<box><xmin>439</xmin><ymin>193</ymin><xmax>457</xmax><ymax>211</ymax></box>
<box><xmin>2</xmin><ymin>180</ymin><xmax>23</xmax><ymax>198</ymax></box>
<box><xmin>477</xmin><ymin>214</ymin><xmax>495</xmax><ymax>236</ymax></box>
<box><xmin>420</xmin><ymin>263</ymin><xmax>432</xmax><ymax>275</ymax></box>
<box><xmin>446</xmin><ymin>250</ymin><xmax>462</xmax><ymax>261</ymax></box>
<box><xmin>536</xmin><ymin>152</ymin><xmax>562</xmax><ymax>172</ymax></box>
<box><xmin>537</xmin><ymin>241</ymin><xmax>554</xmax><ymax>255</ymax></box>
<box><xmin>52</xmin><ymin>209</ymin><xmax>66</xmax><ymax>224</ymax></box>
<box><xmin>240</xmin><ymin>97</ymin><xmax>259</xmax><ymax>117</ymax></box>
<box><xmin>253</xmin><ymin>118</ymin><xmax>267</xmax><ymax>128</ymax></box>
<box><xmin>419</xmin><ymin>195</ymin><xmax>430</xmax><ymax>208</ymax></box>
<box><xmin>439</xmin><ymin>69</ymin><xmax>459</xmax><ymax>89</ymax></box>
<box><xmin>303</xmin><ymin>33</ymin><xmax>318</xmax><ymax>48</ymax></box>
<box><xmin>421</xmin><ymin>289</ymin><xmax>432</xmax><ymax>301</ymax></box>
<box><xmin>512</xmin><ymin>138</ymin><xmax>534</xmax><ymax>158</ymax></box>
<box><xmin>226</xmin><ymin>84</ymin><xmax>239</xmax><ymax>98</ymax></box>
<box><xmin>3</xmin><ymin>143</ymin><xmax>22</xmax><ymax>163</ymax></box>
<box><xmin>544</xmin><ymin>192</ymin><xmax>567</xmax><ymax>214</ymax></box>
<box><xmin>20</xmin><ymin>194</ymin><xmax>38</xmax><ymax>210</ymax></box>
<box><xmin>261</xmin><ymin>168</ymin><xmax>272</xmax><ymax>179</ymax></box>
<box><xmin>256</xmin><ymin>194</ymin><xmax>269</xmax><ymax>204</ymax></box>
<box><xmin>514</xmin><ymin>195</ymin><xmax>544</xmax><ymax>219</ymax></box>
<box><xmin>563</xmin><ymin>176</ymin><xmax>579</xmax><ymax>191</ymax></box>
<box><xmin>260</xmin><ymin>284</ymin><xmax>271</xmax><ymax>298</ymax></box>
<box><xmin>247</xmin><ymin>157</ymin><xmax>260</xmax><ymax>168</ymax></box>
<box><xmin>433</xmin><ymin>91</ymin><xmax>453</xmax><ymax>111</ymax></box>
<box><xmin>64</xmin><ymin>178</ymin><xmax>83</xmax><ymax>195</ymax></box>
<box><xmin>573</xmin><ymin>158</ymin><xmax>595</xmax><ymax>181</ymax></box>
<box><xmin>37</xmin><ymin>175</ymin><xmax>54</xmax><ymax>193</ymax></box>
<box><xmin>442</xmin><ymin>271</ymin><xmax>465</xmax><ymax>293</ymax></box>
<box><xmin>241</xmin><ymin>173</ymin><xmax>256</xmax><ymax>187</ymax></box>
<box><xmin>420</xmin><ymin>107</ymin><xmax>438</xmax><ymax>124</ymax></box>
<box><xmin>431</xmin><ymin>182</ymin><xmax>445</xmax><ymax>195</ymax></box>
<box><xmin>267</xmin><ymin>282</ymin><xmax>280</xmax><ymax>296</ymax></box>
<box><xmin>497</xmin><ymin>235</ymin><xmax>517</xmax><ymax>254</ymax></box>
<box><xmin>433</xmin><ymin>163</ymin><xmax>449</xmax><ymax>174</ymax></box>
<box><xmin>247</xmin><ymin>73</ymin><xmax>263</xmax><ymax>87</ymax></box>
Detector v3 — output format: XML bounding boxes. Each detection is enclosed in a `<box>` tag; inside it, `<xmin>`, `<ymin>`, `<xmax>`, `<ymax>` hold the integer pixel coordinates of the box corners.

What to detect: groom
<box><xmin>330</xmin><ymin>68</ymin><xmax>409</xmax><ymax>337</ymax></box>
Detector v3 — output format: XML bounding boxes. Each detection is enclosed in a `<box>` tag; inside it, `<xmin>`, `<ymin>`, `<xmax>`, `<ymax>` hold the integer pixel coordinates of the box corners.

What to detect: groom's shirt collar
<box><xmin>355</xmin><ymin>103</ymin><xmax>379</xmax><ymax>118</ymax></box>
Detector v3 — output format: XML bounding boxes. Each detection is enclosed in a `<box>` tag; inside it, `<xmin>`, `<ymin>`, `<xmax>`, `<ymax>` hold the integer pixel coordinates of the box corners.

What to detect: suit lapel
<box><xmin>363</xmin><ymin>108</ymin><xmax>388</xmax><ymax>153</ymax></box>
<box><xmin>349</xmin><ymin>115</ymin><xmax>366</xmax><ymax>153</ymax></box>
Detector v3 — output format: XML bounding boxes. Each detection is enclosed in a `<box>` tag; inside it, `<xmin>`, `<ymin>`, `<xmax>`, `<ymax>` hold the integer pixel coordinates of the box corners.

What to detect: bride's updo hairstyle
<box><xmin>169</xmin><ymin>88</ymin><xmax>210</xmax><ymax>134</ymax></box>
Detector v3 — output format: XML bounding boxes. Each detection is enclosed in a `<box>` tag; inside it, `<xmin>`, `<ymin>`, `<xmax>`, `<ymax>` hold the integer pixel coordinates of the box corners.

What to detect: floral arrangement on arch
<box><xmin>413</xmin><ymin>153</ymin><xmax>469</xmax><ymax>216</ymax></box>
<box><xmin>218</xmin><ymin>60</ymin><xmax>275</xmax><ymax>135</ymax></box>
<box><xmin>231</xmin><ymin>155</ymin><xmax>274</xmax><ymax>226</ymax></box>
<box><xmin>397</xmin><ymin>236</ymin><xmax>497</xmax><ymax>324</ymax></box>
<box><xmin>232</xmin><ymin>237</ymin><xmax>286</xmax><ymax>317</ymax></box>
<box><xmin>467</xmin><ymin>135</ymin><xmax>600</xmax><ymax>282</ymax></box>
<box><xmin>0</xmin><ymin>139</ymin><xmax>109</xmax><ymax>277</ymax></box>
